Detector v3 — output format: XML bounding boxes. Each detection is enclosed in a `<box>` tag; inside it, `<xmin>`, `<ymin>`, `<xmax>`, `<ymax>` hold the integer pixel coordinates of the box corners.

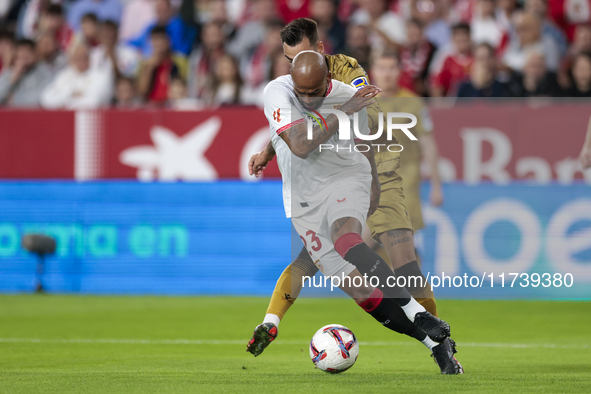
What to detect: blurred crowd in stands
<box><xmin>0</xmin><ymin>0</ymin><xmax>590</xmax><ymax>109</ymax></box>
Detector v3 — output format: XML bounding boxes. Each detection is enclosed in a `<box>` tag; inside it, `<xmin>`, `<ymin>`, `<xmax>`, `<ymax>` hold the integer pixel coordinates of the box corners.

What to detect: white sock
<box><xmin>263</xmin><ymin>313</ymin><xmax>280</xmax><ymax>327</ymax></box>
<box><xmin>400</xmin><ymin>298</ymin><xmax>426</xmax><ymax>322</ymax></box>
<box><xmin>422</xmin><ymin>335</ymin><xmax>438</xmax><ymax>350</ymax></box>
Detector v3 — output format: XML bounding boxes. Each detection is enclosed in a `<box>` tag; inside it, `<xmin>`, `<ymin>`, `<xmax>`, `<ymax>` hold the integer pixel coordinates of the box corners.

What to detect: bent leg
<box><xmin>338</xmin><ymin>268</ymin><xmax>435</xmax><ymax>347</ymax></box>
<box><xmin>362</xmin><ymin>224</ymin><xmax>392</xmax><ymax>267</ymax></box>
<box><xmin>329</xmin><ymin>216</ymin><xmax>422</xmax><ymax>315</ymax></box>
<box><xmin>265</xmin><ymin>246</ymin><xmax>319</xmax><ymax>323</ymax></box>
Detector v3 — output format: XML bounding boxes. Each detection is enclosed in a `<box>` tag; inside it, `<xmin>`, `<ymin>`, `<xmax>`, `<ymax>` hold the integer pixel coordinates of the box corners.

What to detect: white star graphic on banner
<box><xmin>120</xmin><ymin>117</ymin><xmax>221</xmax><ymax>181</ymax></box>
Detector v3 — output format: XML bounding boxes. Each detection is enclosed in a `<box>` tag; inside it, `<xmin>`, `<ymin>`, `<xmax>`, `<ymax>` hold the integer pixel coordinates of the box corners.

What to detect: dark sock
<box><xmin>357</xmin><ymin>288</ymin><xmax>427</xmax><ymax>341</ymax></box>
<box><xmin>394</xmin><ymin>261</ymin><xmax>432</xmax><ymax>298</ymax></box>
<box><xmin>395</xmin><ymin>260</ymin><xmax>438</xmax><ymax>316</ymax></box>
<box><xmin>335</xmin><ymin>233</ymin><xmax>413</xmax><ymax>305</ymax></box>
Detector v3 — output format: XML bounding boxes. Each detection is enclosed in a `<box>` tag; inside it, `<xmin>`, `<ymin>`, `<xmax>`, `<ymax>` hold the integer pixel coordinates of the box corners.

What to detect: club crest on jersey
<box><xmin>351</xmin><ymin>77</ymin><xmax>369</xmax><ymax>90</ymax></box>
<box><xmin>273</xmin><ymin>109</ymin><xmax>281</xmax><ymax>122</ymax></box>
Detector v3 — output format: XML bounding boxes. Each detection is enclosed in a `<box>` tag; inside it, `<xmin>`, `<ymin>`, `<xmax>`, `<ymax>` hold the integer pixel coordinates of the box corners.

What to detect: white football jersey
<box><xmin>263</xmin><ymin>75</ymin><xmax>371</xmax><ymax>218</ymax></box>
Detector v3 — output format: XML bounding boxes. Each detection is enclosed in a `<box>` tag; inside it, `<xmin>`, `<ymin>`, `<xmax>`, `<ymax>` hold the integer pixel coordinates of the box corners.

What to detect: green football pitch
<box><xmin>0</xmin><ymin>295</ymin><xmax>590</xmax><ymax>393</ymax></box>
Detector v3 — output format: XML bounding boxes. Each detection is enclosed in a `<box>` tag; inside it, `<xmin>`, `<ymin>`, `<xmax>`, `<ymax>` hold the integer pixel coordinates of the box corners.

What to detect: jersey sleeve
<box><xmin>263</xmin><ymin>82</ymin><xmax>304</xmax><ymax>137</ymax></box>
<box><xmin>343</xmin><ymin>57</ymin><xmax>369</xmax><ymax>91</ymax></box>
<box><xmin>328</xmin><ymin>54</ymin><xmax>369</xmax><ymax>90</ymax></box>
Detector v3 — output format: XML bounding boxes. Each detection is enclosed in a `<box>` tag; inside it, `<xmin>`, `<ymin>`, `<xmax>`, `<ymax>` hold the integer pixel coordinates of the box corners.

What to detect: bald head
<box><xmin>291</xmin><ymin>51</ymin><xmax>331</xmax><ymax>108</ymax></box>
<box><xmin>292</xmin><ymin>50</ymin><xmax>327</xmax><ymax>79</ymax></box>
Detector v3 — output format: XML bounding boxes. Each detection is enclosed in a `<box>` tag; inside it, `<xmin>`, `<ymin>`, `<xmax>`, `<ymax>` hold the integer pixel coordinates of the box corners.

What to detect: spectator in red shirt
<box><xmin>548</xmin><ymin>0</ymin><xmax>591</xmax><ymax>41</ymax></box>
<box><xmin>277</xmin><ymin>0</ymin><xmax>310</xmax><ymax>22</ymax></box>
<box><xmin>430</xmin><ymin>23</ymin><xmax>474</xmax><ymax>97</ymax></box>
<box><xmin>400</xmin><ymin>18</ymin><xmax>437</xmax><ymax>96</ymax></box>
<box><xmin>37</xmin><ymin>4</ymin><xmax>73</xmax><ymax>52</ymax></box>
<box><xmin>137</xmin><ymin>26</ymin><xmax>188</xmax><ymax>104</ymax></box>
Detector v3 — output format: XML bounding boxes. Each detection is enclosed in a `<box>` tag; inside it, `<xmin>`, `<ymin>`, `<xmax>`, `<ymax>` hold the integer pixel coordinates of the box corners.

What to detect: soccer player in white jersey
<box><xmin>258</xmin><ymin>50</ymin><xmax>462</xmax><ymax>374</ymax></box>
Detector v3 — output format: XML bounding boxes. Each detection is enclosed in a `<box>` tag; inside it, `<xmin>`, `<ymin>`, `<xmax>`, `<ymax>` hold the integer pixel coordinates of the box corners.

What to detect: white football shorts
<box><xmin>291</xmin><ymin>181</ymin><xmax>370</xmax><ymax>277</ymax></box>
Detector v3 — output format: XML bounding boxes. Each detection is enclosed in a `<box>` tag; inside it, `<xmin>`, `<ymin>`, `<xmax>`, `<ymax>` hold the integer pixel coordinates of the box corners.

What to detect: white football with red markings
<box><xmin>309</xmin><ymin>324</ymin><xmax>359</xmax><ymax>373</ymax></box>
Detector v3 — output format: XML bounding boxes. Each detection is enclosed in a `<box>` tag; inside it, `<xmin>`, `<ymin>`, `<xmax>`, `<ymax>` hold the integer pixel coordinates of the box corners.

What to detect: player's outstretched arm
<box><xmin>279</xmin><ymin>86</ymin><xmax>381</xmax><ymax>159</ymax></box>
<box><xmin>248</xmin><ymin>140</ymin><xmax>276</xmax><ymax>178</ymax></box>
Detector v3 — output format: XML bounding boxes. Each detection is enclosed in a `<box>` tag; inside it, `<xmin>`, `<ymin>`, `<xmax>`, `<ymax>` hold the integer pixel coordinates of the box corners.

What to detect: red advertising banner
<box><xmin>0</xmin><ymin>103</ymin><xmax>589</xmax><ymax>183</ymax></box>
<box><xmin>0</xmin><ymin>110</ymin><xmax>75</xmax><ymax>179</ymax></box>
<box><xmin>429</xmin><ymin>102</ymin><xmax>590</xmax><ymax>184</ymax></box>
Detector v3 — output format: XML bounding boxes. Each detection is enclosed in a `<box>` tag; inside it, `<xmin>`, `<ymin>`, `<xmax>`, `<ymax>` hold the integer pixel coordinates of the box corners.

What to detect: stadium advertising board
<box><xmin>0</xmin><ymin>181</ymin><xmax>588</xmax><ymax>299</ymax></box>
<box><xmin>0</xmin><ymin>101</ymin><xmax>589</xmax><ymax>183</ymax></box>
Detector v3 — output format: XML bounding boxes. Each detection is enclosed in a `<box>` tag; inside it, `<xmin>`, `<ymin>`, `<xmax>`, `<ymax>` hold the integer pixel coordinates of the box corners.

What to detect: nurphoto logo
<box><xmin>305</xmin><ymin>110</ymin><xmax>418</xmax><ymax>152</ymax></box>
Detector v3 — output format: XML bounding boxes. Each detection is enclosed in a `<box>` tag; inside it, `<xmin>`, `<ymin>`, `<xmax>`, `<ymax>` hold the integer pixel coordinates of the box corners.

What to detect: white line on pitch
<box><xmin>0</xmin><ymin>338</ymin><xmax>587</xmax><ymax>349</ymax></box>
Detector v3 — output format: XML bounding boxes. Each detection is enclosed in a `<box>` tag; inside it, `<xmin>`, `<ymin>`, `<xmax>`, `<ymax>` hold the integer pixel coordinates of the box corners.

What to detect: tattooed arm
<box><xmin>279</xmin><ymin>112</ymin><xmax>342</xmax><ymax>159</ymax></box>
<box><xmin>279</xmin><ymin>85</ymin><xmax>381</xmax><ymax>159</ymax></box>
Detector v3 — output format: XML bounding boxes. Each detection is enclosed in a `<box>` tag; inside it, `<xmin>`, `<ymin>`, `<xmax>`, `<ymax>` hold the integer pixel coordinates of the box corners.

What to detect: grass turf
<box><xmin>0</xmin><ymin>296</ymin><xmax>590</xmax><ymax>393</ymax></box>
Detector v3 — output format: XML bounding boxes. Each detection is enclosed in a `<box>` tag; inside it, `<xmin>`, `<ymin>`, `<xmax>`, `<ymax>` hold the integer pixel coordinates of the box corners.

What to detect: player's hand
<box><xmin>580</xmin><ymin>145</ymin><xmax>591</xmax><ymax>169</ymax></box>
<box><xmin>368</xmin><ymin>178</ymin><xmax>381</xmax><ymax>217</ymax></box>
<box><xmin>248</xmin><ymin>151</ymin><xmax>270</xmax><ymax>178</ymax></box>
<box><xmin>430</xmin><ymin>184</ymin><xmax>444</xmax><ymax>206</ymax></box>
<box><xmin>339</xmin><ymin>85</ymin><xmax>381</xmax><ymax>116</ymax></box>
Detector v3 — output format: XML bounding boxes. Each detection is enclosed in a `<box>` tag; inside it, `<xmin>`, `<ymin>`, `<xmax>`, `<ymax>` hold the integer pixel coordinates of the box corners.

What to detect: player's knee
<box><xmin>361</xmin><ymin>226</ymin><xmax>379</xmax><ymax>250</ymax></box>
<box><xmin>334</xmin><ymin>232</ymin><xmax>364</xmax><ymax>258</ymax></box>
<box><xmin>330</xmin><ymin>217</ymin><xmax>363</xmax><ymax>244</ymax></box>
<box><xmin>291</xmin><ymin>257</ymin><xmax>319</xmax><ymax>278</ymax></box>
<box><xmin>296</xmin><ymin>246</ymin><xmax>314</xmax><ymax>263</ymax></box>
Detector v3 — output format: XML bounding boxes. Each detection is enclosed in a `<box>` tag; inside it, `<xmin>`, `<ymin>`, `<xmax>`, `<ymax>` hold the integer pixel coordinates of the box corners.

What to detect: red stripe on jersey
<box><xmin>277</xmin><ymin>118</ymin><xmax>305</xmax><ymax>135</ymax></box>
<box><xmin>325</xmin><ymin>81</ymin><xmax>333</xmax><ymax>97</ymax></box>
